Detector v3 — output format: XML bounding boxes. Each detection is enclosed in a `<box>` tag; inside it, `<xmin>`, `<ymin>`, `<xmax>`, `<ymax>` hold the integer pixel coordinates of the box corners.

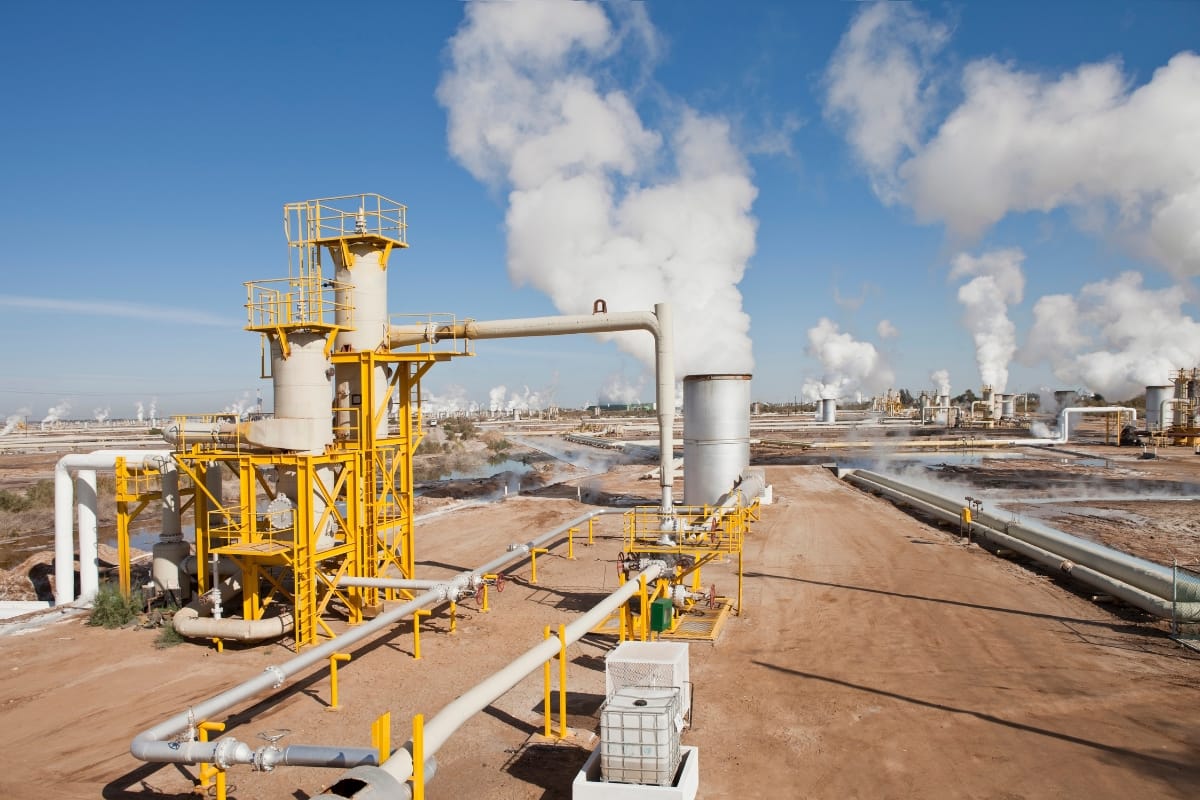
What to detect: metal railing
<box><xmin>388</xmin><ymin>313</ymin><xmax>475</xmax><ymax>355</ymax></box>
<box><xmin>245</xmin><ymin>275</ymin><xmax>352</xmax><ymax>330</ymax></box>
<box><xmin>285</xmin><ymin>193</ymin><xmax>407</xmax><ymax>246</ymax></box>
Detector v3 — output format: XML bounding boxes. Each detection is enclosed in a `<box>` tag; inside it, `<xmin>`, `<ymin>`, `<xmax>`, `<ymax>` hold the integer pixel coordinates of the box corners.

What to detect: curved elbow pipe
<box><xmin>171</xmin><ymin>606</ymin><xmax>295</xmax><ymax>642</ymax></box>
<box><xmin>54</xmin><ymin>449</ymin><xmax>173</xmax><ymax>605</ymax></box>
<box><xmin>388</xmin><ymin>306</ymin><xmax>676</xmax><ymax>512</ymax></box>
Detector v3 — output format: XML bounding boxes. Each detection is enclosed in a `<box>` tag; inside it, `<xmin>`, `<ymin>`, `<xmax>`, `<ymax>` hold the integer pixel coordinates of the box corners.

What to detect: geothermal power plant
<box><xmin>1</xmin><ymin>194</ymin><xmax>1198</xmax><ymax>800</ymax></box>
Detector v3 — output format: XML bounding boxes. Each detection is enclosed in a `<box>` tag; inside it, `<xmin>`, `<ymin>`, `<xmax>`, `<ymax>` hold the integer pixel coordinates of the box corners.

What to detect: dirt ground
<box><xmin>1</xmin><ymin>462</ymin><xmax>1198</xmax><ymax>799</ymax></box>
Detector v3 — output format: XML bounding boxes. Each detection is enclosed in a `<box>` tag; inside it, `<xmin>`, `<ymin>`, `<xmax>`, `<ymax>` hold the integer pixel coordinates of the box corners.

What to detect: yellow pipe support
<box><xmin>568</xmin><ymin>528</ymin><xmax>576</xmax><ymax>560</ymax></box>
<box><xmin>412</xmin><ymin>610</ymin><xmax>431</xmax><ymax>660</ymax></box>
<box><xmin>557</xmin><ymin>623</ymin><xmax>569</xmax><ymax>739</ymax></box>
<box><xmin>371</xmin><ymin>711</ymin><xmax>391</xmax><ymax>765</ymax></box>
<box><xmin>411</xmin><ymin>713</ymin><xmax>425</xmax><ymax>800</ymax></box>
<box><xmin>737</xmin><ymin>550</ymin><xmax>744</xmax><ymax>616</ymax></box>
<box><xmin>211</xmin><ymin>637</ymin><xmax>223</xmax><ymax>653</ymax></box>
<box><xmin>638</xmin><ymin>574</ymin><xmax>649</xmax><ymax>641</ymax></box>
<box><xmin>530</xmin><ymin>547</ymin><xmax>548</xmax><ymax>584</ymax></box>
<box><xmin>542</xmin><ymin>625</ymin><xmax>553</xmax><ymax>738</ymax></box>
<box><xmin>587</xmin><ymin>517</ymin><xmax>595</xmax><ymax>545</ymax></box>
<box><xmin>449</xmin><ymin>601</ymin><xmax>457</xmax><ymax>634</ymax></box>
<box><xmin>328</xmin><ymin>653</ymin><xmax>351</xmax><ymax>710</ymax></box>
<box><xmin>197</xmin><ymin>721</ymin><xmax>225</xmax><ymax>790</ymax></box>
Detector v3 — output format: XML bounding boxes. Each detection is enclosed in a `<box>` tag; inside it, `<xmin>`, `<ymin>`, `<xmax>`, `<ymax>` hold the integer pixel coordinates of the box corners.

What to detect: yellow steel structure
<box><xmin>121</xmin><ymin>194</ymin><xmax>473</xmax><ymax>649</ymax></box>
<box><xmin>613</xmin><ymin>497</ymin><xmax>760</xmax><ymax>641</ymax></box>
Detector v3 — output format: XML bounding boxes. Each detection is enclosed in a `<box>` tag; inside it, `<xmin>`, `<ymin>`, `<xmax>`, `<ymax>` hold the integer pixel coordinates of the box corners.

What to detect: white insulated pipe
<box><xmin>131</xmin><ymin>508</ymin><xmax>626</xmax><ymax>770</ymax></box>
<box><xmin>843</xmin><ymin>469</ymin><xmax>1200</xmax><ymax>618</ymax></box>
<box><xmin>76</xmin><ymin>471</ymin><xmax>97</xmax><ymax>603</ymax></box>
<box><xmin>388</xmin><ymin>304</ymin><xmax>676</xmax><ymax>511</ymax></box>
<box><xmin>54</xmin><ymin>450</ymin><xmax>173</xmax><ymax>605</ymax></box>
<box><xmin>351</xmin><ymin>562</ymin><xmax>668</xmax><ymax>798</ymax></box>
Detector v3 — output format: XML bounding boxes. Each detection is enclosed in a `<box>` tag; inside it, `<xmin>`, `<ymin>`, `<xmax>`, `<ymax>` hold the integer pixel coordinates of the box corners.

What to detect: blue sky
<box><xmin>1</xmin><ymin>1</ymin><xmax>1198</xmax><ymax>422</ymax></box>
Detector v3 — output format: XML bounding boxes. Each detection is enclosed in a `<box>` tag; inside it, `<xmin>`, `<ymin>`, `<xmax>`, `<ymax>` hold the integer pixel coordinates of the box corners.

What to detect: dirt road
<box><xmin>0</xmin><ymin>465</ymin><xmax>1196</xmax><ymax>799</ymax></box>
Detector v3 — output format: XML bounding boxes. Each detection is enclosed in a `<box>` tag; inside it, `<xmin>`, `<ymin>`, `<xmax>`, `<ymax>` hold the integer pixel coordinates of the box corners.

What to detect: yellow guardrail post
<box><xmin>587</xmin><ymin>517</ymin><xmax>595</xmax><ymax>545</ymax></box>
<box><xmin>411</xmin><ymin>713</ymin><xmax>425</xmax><ymax>800</ymax></box>
<box><xmin>542</xmin><ymin>625</ymin><xmax>553</xmax><ymax>737</ymax></box>
<box><xmin>449</xmin><ymin>601</ymin><xmax>457</xmax><ymax>634</ymax></box>
<box><xmin>568</xmin><ymin>528</ymin><xmax>577</xmax><ymax>560</ymax></box>
<box><xmin>638</xmin><ymin>574</ymin><xmax>649</xmax><ymax>641</ymax></box>
<box><xmin>557</xmin><ymin>623</ymin><xmax>568</xmax><ymax>739</ymax></box>
<box><xmin>197</xmin><ymin>721</ymin><xmax>225</xmax><ymax>792</ymax></box>
<box><xmin>328</xmin><ymin>653</ymin><xmax>351</xmax><ymax>710</ymax></box>
<box><xmin>371</xmin><ymin>711</ymin><xmax>391</xmax><ymax>765</ymax></box>
<box><xmin>412</xmin><ymin>609</ymin><xmax>431</xmax><ymax>659</ymax></box>
<box><xmin>530</xmin><ymin>547</ymin><xmax>548</xmax><ymax>584</ymax></box>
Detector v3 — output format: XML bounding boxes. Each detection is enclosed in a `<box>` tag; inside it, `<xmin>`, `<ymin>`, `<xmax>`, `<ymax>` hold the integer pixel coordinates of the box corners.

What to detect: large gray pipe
<box><xmin>312</xmin><ymin>561</ymin><xmax>667</xmax><ymax>800</ymax></box>
<box><xmin>388</xmin><ymin>305</ymin><xmax>676</xmax><ymax>511</ymax></box>
<box><xmin>130</xmin><ymin>508</ymin><xmax>626</xmax><ymax>770</ymax></box>
<box><xmin>844</xmin><ymin>469</ymin><xmax>1200</xmax><ymax>620</ymax></box>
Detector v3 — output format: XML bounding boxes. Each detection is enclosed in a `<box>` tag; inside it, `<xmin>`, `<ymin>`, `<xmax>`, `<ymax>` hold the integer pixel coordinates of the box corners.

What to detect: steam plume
<box><xmin>930</xmin><ymin>369</ymin><xmax>951</xmax><ymax>397</ymax></box>
<box><xmin>1</xmin><ymin>408</ymin><xmax>29</xmax><ymax>435</ymax></box>
<box><xmin>803</xmin><ymin>317</ymin><xmax>893</xmax><ymax>400</ymax></box>
<box><xmin>825</xmin><ymin>4</ymin><xmax>1200</xmax><ymax>277</ymax></box>
<box><xmin>92</xmin><ymin>406</ymin><xmax>110</xmax><ymax>423</ymax></box>
<box><xmin>135</xmin><ymin>401</ymin><xmax>144</xmax><ymax>423</ymax></box>
<box><xmin>438</xmin><ymin>1</ymin><xmax>757</xmax><ymax>377</ymax></box>
<box><xmin>598</xmin><ymin>372</ymin><xmax>647</xmax><ymax>406</ymax></box>
<box><xmin>40</xmin><ymin>400</ymin><xmax>70</xmax><ymax>430</ymax></box>
<box><xmin>1024</xmin><ymin>271</ymin><xmax>1200</xmax><ymax>400</ymax></box>
<box><xmin>949</xmin><ymin>249</ymin><xmax>1025</xmax><ymax>392</ymax></box>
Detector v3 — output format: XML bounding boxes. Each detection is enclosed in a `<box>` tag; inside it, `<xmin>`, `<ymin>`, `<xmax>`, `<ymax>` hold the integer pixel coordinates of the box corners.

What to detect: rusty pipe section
<box><xmin>389</xmin><ymin>304</ymin><xmax>676</xmax><ymax>512</ymax></box>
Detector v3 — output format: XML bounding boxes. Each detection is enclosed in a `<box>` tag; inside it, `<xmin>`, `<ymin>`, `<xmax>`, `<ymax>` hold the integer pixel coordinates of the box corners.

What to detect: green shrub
<box><xmin>155</xmin><ymin>621</ymin><xmax>184</xmax><ymax>648</ymax></box>
<box><xmin>0</xmin><ymin>489</ymin><xmax>30</xmax><ymax>512</ymax></box>
<box><xmin>88</xmin><ymin>582</ymin><xmax>143</xmax><ymax>628</ymax></box>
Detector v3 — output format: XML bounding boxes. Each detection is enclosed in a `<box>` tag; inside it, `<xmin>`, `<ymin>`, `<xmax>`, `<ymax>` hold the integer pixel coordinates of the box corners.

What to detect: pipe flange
<box><xmin>253</xmin><ymin>745</ymin><xmax>282</xmax><ymax>772</ymax></box>
<box><xmin>263</xmin><ymin>665</ymin><xmax>285</xmax><ymax>689</ymax></box>
<box><xmin>213</xmin><ymin>737</ymin><xmax>242</xmax><ymax>770</ymax></box>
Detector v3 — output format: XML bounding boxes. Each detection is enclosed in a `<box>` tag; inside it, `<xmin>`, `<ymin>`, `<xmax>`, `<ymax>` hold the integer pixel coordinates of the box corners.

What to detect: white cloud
<box><xmin>823</xmin><ymin>2</ymin><xmax>948</xmax><ymax>201</ymax></box>
<box><xmin>825</xmin><ymin>6</ymin><xmax>1200</xmax><ymax>277</ymax></box>
<box><xmin>804</xmin><ymin>317</ymin><xmax>893</xmax><ymax>399</ymax></box>
<box><xmin>0</xmin><ymin>294</ymin><xmax>236</xmax><ymax>327</ymax></box>
<box><xmin>439</xmin><ymin>1</ymin><xmax>757</xmax><ymax>377</ymax></box>
<box><xmin>876</xmin><ymin>319</ymin><xmax>899</xmax><ymax>339</ymax></box>
<box><xmin>1024</xmin><ymin>271</ymin><xmax>1200</xmax><ymax>400</ymax></box>
<box><xmin>949</xmin><ymin>248</ymin><xmax>1025</xmax><ymax>392</ymax></box>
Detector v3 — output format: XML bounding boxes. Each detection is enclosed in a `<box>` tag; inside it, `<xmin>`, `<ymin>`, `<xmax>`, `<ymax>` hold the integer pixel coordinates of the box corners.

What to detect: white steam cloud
<box><xmin>1</xmin><ymin>408</ymin><xmax>29</xmax><ymax>435</ymax></box>
<box><xmin>1024</xmin><ymin>271</ymin><xmax>1200</xmax><ymax>400</ymax></box>
<box><xmin>930</xmin><ymin>369</ymin><xmax>951</xmax><ymax>398</ymax></box>
<box><xmin>826</xmin><ymin>4</ymin><xmax>1200</xmax><ymax>277</ymax></box>
<box><xmin>40</xmin><ymin>400</ymin><xmax>70</xmax><ymax>430</ymax></box>
<box><xmin>949</xmin><ymin>249</ymin><xmax>1025</xmax><ymax>392</ymax></box>
<box><xmin>438</xmin><ymin>1</ymin><xmax>757</xmax><ymax>376</ymax></box>
<box><xmin>223</xmin><ymin>392</ymin><xmax>252</xmax><ymax>420</ymax></box>
<box><xmin>425</xmin><ymin>385</ymin><xmax>477</xmax><ymax>417</ymax></box>
<box><xmin>92</xmin><ymin>406</ymin><xmax>110</xmax><ymax>423</ymax></box>
<box><xmin>803</xmin><ymin>317</ymin><xmax>893</xmax><ymax>400</ymax></box>
<box><xmin>135</xmin><ymin>401</ymin><xmax>144</xmax><ymax>423</ymax></box>
<box><xmin>488</xmin><ymin>384</ymin><xmax>554</xmax><ymax>414</ymax></box>
<box><xmin>598</xmin><ymin>372</ymin><xmax>647</xmax><ymax>406</ymax></box>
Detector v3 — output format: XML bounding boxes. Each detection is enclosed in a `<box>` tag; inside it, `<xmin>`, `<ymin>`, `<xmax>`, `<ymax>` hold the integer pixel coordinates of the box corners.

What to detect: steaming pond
<box><xmin>443</xmin><ymin>458</ymin><xmax>532</xmax><ymax>481</ymax></box>
<box><xmin>838</xmin><ymin>451</ymin><xmax>1031</xmax><ymax>469</ymax></box>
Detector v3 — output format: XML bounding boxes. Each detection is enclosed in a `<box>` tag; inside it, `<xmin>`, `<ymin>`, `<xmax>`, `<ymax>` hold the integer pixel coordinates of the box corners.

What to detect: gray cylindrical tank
<box><xmin>1001</xmin><ymin>394</ymin><xmax>1016</xmax><ymax>419</ymax></box>
<box><xmin>152</xmin><ymin>539</ymin><xmax>190</xmax><ymax>600</ymax></box>
<box><xmin>820</xmin><ymin>397</ymin><xmax>837</xmax><ymax>423</ymax></box>
<box><xmin>1145</xmin><ymin>385</ymin><xmax>1174</xmax><ymax>430</ymax></box>
<box><xmin>683</xmin><ymin>374</ymin><xmax>751</xmax><ymax>506</ymax></box>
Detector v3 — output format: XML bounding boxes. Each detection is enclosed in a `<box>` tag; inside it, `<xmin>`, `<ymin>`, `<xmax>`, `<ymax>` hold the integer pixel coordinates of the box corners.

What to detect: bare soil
<box><xmin>1</xmin><ymin>462</ymin><xmax>1198</xmax><ymax>799</ymax></box>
